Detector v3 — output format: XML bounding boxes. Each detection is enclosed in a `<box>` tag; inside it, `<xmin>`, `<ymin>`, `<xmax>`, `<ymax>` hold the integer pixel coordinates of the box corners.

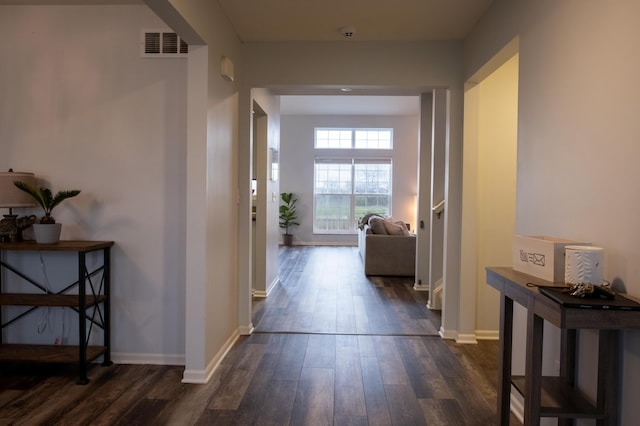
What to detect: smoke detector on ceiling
<box><xmin>339</xmin><ymin>26</ymin><xmax>356</xmax><ymax>38</ymax></box>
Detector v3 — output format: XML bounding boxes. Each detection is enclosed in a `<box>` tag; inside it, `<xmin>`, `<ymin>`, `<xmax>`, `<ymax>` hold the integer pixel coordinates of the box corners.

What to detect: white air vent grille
<box><xmin>141</xmin><ymin>29</ymin><xmax>188</xmax><ymax>58</ymax></box>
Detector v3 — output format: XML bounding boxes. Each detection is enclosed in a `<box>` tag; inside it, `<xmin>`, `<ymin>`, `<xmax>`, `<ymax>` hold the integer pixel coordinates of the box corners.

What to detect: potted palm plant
<box><xmin>13</xmin><ymin>181</ymin><xmax>80</xmax><ymax>244</ymax></box>
<box><xmin>279</xmin><ymin>192</ymin><xmax>299</xmax><ymax>246</ymax></box>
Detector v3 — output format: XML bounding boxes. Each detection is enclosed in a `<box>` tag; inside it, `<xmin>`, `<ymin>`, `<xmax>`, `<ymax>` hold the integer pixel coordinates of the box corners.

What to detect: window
<box><xmin>315</xmin><ymin>128</ymin><xmax>393</xmax><ymax>149</ymax></box>
<box><xmin>314</xmin><ymin>159</ymin><xmax>392</xmax><ymax>234</ymax></box>
<box><xmin>313</xmin><ymin>127</ymin><xmax>394</xmax><ymax>234</ymax></box>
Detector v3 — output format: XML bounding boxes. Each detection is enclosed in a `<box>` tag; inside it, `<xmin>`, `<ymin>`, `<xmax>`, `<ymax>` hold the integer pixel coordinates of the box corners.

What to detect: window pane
<box><xmin>354</xmin><ymin>129</ymin><xmax>392</xmax><ymax>149</ymax></box>
<box><xmin>315</xmin><ymin>162</ymin><xmax>351</xmax><ymax>194</ymax></box>
<box><xmin>315</xmin><ymin>194</ymin><xmax>351</xmax><ymax>233</ymax></box>
<box><xmin>355</xmin><ymin>195</ymin><xmax>390</xmax><ymax>218</ymax></box>
<box><xmin>354</xmin><ymin>162</ymin><xmax>391</xmax><ymax>195</ymax></box>
<box><xmin>315</xmin><ymin>128</ymin><xmax>353</xmax><ymax>148</ymax></box>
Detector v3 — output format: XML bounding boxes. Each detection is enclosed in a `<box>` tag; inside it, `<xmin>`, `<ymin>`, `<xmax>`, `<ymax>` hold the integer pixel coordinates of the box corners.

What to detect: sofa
<box><xmin>358</xmin><ymin>215</ymin><xmax>416</xmax><ymax>276</ymax></box>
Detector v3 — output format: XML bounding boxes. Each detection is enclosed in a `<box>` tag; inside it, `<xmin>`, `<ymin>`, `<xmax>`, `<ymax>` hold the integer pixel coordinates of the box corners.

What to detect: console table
<box><xmin>0</xmin><ymin>240</ymin><xmax>114</xmax><ymax>384</ymax></box>
<box><xmin>486</xmin><ymin>267</ymin><xmax>640</xmax><ymax>426</ymax></box>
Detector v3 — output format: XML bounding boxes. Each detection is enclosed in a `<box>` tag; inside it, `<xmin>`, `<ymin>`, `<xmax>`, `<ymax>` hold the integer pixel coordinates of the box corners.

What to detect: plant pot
<box><xmin>282</xmin><ymin>234</ymin><xmax>293</xmax><ymax>246</ymax></box>
<box><xmin>33</xmin><ymin>223</ymin><xmax>62</xmax><ymax>244</ymax></box>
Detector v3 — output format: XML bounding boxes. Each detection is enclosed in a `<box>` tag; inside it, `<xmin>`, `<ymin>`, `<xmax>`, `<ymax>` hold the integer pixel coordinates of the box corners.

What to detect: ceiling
<box><xmin>217</xmin><ymin>0</ymin><xmax>493</xmax><ymax>42</ymax></box>
<box><xmin>280</xmin><ymin>95</ymin><xmax>419</xmax><ymax>116</ymax></box>
<box><xmin>0</xmin><ymin>0</ymin><xmax>494</xmax><ymax>115</ymax></box>
<box><xmin>0</xmin><ymin>0</ymin><xmax>494</xmax><ymax>42</ymax></box>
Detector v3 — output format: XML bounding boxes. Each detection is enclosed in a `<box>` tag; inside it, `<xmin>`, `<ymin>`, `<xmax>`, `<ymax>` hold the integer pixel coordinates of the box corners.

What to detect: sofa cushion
<box><xmin>358</xmin><ymin>212</ymin><xmax>383</xmax><ymax>230</ymax></box>
<box><xmin>383</xmin><ymin>218</ymin><xmax>410</xmax><ymax>236</ymax></box>
<box><xmin>368</xmin><ymin>216</ymin><xmax>388</xmax><ymax>234</ymax></box>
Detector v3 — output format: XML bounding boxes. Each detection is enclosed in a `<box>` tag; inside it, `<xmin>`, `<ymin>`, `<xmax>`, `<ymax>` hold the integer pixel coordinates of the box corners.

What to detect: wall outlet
<box><xmin>54</xmin><ymin>337</ymin><xmax>64</xmax><ymax>345</ymax></box>
<box><xmin>554</xmin><ymin>359</ymin><xmax>560</xmax><ymax>375</ymax></box>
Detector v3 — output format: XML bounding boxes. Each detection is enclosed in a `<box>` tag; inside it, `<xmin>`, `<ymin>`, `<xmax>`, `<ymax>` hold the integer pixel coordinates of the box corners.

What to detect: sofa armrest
<box><xmin>363</xmin><ymin>234</ymin><xmax>416</xmax><ymax>276</ymax></box>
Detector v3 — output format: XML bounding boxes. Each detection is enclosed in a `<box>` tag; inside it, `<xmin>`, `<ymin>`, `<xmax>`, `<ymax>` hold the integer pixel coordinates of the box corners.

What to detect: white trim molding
<box><xmin>238</xmin><ymin>324</ymin><xmax>255</xmax><ymax>335</ymax></box>
<box><xmin>111</xmin><ymin>352</ymin><xmax>185</xmax><ymax>366</ymax></box>
<box><xmin>181</xmin><ymin>329</ymin><xmax>240</xmax><ymax>384</ymax></box>
<box><xmin>413</xmin><ymin>283</ymin><xmax>430</xmax><ymax>292</ymax></box>
<box><xmin>475</xmin><ymin>329</ymin><xmax>499</xmax><ymax>340</ymax></box>
<box><xmin>438</xmin><ymin>326</ymin><xmax>458</xmax><ymax>340</ymax></box>
<box><xmin>455</xmin><ymin>333</ymin><xmax>478</xmax><ymax>344</ymax></box>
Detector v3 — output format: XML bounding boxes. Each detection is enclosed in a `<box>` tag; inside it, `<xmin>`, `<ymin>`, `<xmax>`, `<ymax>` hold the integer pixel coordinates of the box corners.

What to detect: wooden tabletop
<box><xmin>487</xmin><ymin>266</ymin><xmax>640</xmax><ymax>330</ymax></box>
<box><xmin>0</xmin><ymin>240</ymin><xmax>114</xmax><ymax>252</ymax></box>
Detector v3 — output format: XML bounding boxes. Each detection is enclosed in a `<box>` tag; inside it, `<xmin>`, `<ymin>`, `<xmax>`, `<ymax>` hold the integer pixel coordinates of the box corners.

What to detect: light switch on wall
<box><xmin>272</xmin><ymin>192</ymin><xmax>277</xmax><ymax>202</ymax></box>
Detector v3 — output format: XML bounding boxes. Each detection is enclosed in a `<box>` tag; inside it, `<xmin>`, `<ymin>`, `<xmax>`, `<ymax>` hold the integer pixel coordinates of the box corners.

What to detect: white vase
<box><xmin>33</xmin><ymin>223</ymin><xmax>62</xmax><ymax>244</ymax></box>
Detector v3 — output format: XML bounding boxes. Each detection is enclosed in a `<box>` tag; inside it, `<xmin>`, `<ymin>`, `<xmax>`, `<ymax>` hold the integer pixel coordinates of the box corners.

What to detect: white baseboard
<box><xmin>455</xmin><ymin>333</ymin><xmax>478</xmax><ymax>344</ymax></box>
<box><xmin>238</xmin><ymin>324</ymin><xmax>254</xmax><ymax>335</ymax></box>
<box><xmin>427</xmin><ymin>300</ymin><xmax>442</xmax><ymax>310</ymax></box>
<box><xmin>252</xmin><ymin>289</ymin><xmax>267</xmax><ymax>298</ymax></box>
<box><xmin>182</xmin><ymin>328</ymin><xmax>240</xmax><ymax>384</ymax></box>
<box><xmin>413</xmin><ymin>283</ymin><xmax>430</xmax><ymax>291</ymax></box>
<box><xmin>111</xmin><ymin>352</ymin><xmax>185</xmax><ymax>366</ymax></box>
<box><xmin>475</xmin><ymin>329</ymin><xmax>499</xmax><ymax>340</ymax></box>
<box><xmin>253</xmin><ymin>277</ymin><xmax>280</xmax><ymax>299</ymax></box>
<box><xmin>437</xmin><ymin>328</ymin><xmax>478</xmax><ymax>344</ymax></box>
<box><xmin>438</xmin><ymin>326</ymin><xmax>457</xmax><ymax>340</ymax></box>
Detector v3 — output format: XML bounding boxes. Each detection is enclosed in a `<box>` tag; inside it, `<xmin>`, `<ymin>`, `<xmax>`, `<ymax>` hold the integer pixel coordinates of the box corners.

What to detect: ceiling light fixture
<box><xmin>340</xmin><ymin>88</ymin><xmax>352</xmax><ymax>92</ymax></box>
<box><xmin>339</xmin><ymin>26</ymin><xmax>356</xmax><ymax>38</ymax></box>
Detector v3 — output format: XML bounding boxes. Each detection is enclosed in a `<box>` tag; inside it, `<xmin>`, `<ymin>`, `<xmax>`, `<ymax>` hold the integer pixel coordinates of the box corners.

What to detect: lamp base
<box><xmin>0</xmin><ymin>214</ymin><xmax>18</xmax><ymax>242</ymax></box>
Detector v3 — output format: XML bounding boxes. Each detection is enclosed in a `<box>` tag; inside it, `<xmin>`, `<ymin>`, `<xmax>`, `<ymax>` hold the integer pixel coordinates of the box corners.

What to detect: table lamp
<box><xmin>0</xmin><ymin>169</ymin><xmax>37</xmax><ymax>241</ymax></box>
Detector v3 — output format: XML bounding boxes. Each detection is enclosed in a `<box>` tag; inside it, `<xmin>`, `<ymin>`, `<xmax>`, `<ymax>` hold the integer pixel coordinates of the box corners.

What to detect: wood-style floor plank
<box><xmin>290</xmin><ymin>367</ymin><xmax>335</xmax><ymax>426</ymax></box>
<box><xmin>0</xmin><ymin>246</ymin><xmax>521</xmax><ymax>425</ymax></box>
<box><xmin>334</xmin><ymin>336</ymin><xmax>366</xmax><ymax>417</ymax></box>
<box><xmin>253</xmin><ymin>246</ymin><xmax>437</xmax><ymax>336</ymax></box>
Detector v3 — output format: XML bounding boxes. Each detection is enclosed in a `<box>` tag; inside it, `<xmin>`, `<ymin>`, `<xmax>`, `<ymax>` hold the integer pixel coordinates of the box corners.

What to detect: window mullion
<box><xmin>350</xmin><ymin>159</ymin><xmax>356</xmax><ymax>232</ymax></box>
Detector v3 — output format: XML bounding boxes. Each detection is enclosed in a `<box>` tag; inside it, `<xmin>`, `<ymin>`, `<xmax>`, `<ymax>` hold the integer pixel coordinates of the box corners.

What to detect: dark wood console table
<box><xmin>0</xmin><ymin>240</ymin><xmax>114</xmax><ymax>384</ymax></box>
<box><xmin>487</xmin><ymin>267</ymin><xmax>640</xmax><ymax>426</ymax></box>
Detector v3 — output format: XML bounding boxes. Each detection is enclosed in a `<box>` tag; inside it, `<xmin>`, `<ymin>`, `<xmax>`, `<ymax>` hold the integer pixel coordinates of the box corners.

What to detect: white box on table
<box><xmin>512</xmin><ymin>235</ymin><xmax>591</xmax><ymax>282</ymax></box>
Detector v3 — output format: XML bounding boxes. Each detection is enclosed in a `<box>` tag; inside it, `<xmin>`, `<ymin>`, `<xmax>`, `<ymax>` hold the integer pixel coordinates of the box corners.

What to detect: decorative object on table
<box><xmin>279</xmin><ymin>192</ymin><xmax>299</xmax><ymax>246</ymax></box>
<box><xmin>512</xmin><ymin>235</ymin><xmax>591</xmax><ymax>282</ymax></box>
<box><xmin>564</xmin><ymin>245</ymin><xmax>605</xmax><ymax>286</ymax></box>
<box><xmin>13</xmin><ymin>180</ymin><xmax>80</xmax><ymax>244</ymax></box>
<box><xmin>0</xmin><ymin>169</ymin><xmax>37</xmax><ymax>241</ymax></box>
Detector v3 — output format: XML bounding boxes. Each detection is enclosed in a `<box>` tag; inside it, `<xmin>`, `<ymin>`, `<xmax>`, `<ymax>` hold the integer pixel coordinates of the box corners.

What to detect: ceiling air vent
<box><xmin>141</xmin><ymin>29</ymin><xmax>188</xmax><ymax>58</ymax></box>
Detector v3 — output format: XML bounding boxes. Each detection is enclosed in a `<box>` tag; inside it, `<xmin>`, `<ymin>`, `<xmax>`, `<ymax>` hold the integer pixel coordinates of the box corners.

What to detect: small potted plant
<box><xmin>279</xmin><ymin>192</ymin><xmax>299</xmax><ymax>246</ymax></box>
<box><xmin>13</xmin><ymin>180</ymin><xmax>80</xmax><ymax>244</ymax></box>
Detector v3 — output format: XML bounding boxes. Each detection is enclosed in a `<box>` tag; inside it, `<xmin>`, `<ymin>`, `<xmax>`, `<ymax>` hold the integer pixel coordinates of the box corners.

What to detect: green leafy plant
<box><xmin>13</xmin><ymin>181</ymin><xmax>80</xmax><ymax>224</ymax></box>
<box><xmin>279</xmin><ymin>192</ymin><xmax>299</xmax><ymax>235</ymax></box>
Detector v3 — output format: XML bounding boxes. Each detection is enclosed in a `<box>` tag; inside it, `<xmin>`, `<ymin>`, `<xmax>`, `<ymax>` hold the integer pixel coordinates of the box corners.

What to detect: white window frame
<box><xmin>313</xmin><ymin>157</ymin><xmax>393</xmax><ymax>235</ymax></box>
<box><xmin>315</xmin><ymin>128</ymin><xmax>393</xmax><ymax>149</ymax></box>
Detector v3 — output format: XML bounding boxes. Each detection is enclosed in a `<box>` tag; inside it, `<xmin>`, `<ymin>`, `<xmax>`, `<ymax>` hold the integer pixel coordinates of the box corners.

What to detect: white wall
<box><xmin>463</xmin><ymin>54</ymin><xmax>519</xmax><ymax>336</ymax></box>
<box><xmin>149</xmin><ymin>0</ymin><xmax>243</xmax><ymax>381</ymax></box>
<box><xmin>251</xmin><ymin>89</ymin><xmax>280</xmax><ymax>295</ymax></box>
<box><xmin>280</xmin><ymin>114</ymin><xmax>419</xmax><ymax>245</ymax></box>
<box><xmin>244</xmin><ymin>40</ymin><xmax>466</xmax><ymax>339</ymax></box>
<box><xmin>466</xmin><ymin>0</ymin><xmax>640</xmax><ymax>423</ymax></box>
<box><xmin>0</xmin><ymin>5</ymin><xmax>187</xmax><ymax>362</ymax></box>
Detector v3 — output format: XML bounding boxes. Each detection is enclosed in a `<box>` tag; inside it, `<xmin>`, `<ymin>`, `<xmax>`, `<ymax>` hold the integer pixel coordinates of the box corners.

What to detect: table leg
<box><xmin>77</xmin><ymin>251</ymin><xmax>88</xmax><ymax>385</ymax></box>
<box><xmin>558</xmin><ymin>329</ymin><xmax>577</xmax><ymax>426</ymax></box>
<box><xmin>497</xmin><ymin>293</ymin><xmax>514</xmax><ymax>425</ymax></box>
<box><xmin>102</xmin><ymin>247</ymin><xmax>112</xmax><ymax>366</ymax></box>
<box><xmin>524</xmin><ymin>300</ymin><xmax>543</xmax><ymax>426</ymax></box>
<box><xmin>597</xmin><ymin>329</ymin><xmax>619</xmax><ymax>426</ymax></box>
<box><xmin>0</xmin><ymin>251</ymin><xmax>3</xmax><ymax>345</ymax></box>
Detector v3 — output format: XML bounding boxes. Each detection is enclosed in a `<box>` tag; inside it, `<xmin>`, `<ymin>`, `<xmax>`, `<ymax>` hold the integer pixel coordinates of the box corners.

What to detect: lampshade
<box><xmin>0</xmin><ymin>171</ymin><xmax>37</xmax><ymax>208</ymax></box>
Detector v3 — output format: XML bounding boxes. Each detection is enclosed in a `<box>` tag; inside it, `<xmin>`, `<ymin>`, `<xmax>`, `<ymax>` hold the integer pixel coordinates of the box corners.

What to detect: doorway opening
<box><xmin>460</xmin><ymin>40</ymin><xmax>519</xmax><ymax>341</ymax></box>
<box><xmin>246</xmin><ymin>91</ymin><xmax>448</xmax><ymax>336</ymax></box>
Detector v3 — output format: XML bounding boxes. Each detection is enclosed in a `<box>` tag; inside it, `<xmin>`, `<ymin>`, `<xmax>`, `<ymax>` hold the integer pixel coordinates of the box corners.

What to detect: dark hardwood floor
<box><xmin>0</xmin><ymin>246</ymin><xmax>521</xmax><ymax>425</ymax></box>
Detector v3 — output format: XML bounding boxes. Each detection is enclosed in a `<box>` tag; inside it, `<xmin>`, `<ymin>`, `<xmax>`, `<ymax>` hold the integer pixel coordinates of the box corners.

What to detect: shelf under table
<box><xmin>0</xmin><ymin>344</ymin><xmax>107</xmax><ymax>364</ymax></box>
<box><xmin>0</xmin><ymin>293</ymin><xmax>107</xmax><ymax>307</ymax></box>
<box><xmin>511</xmin><ymin>376</ymin><xmax>602</xmax><ymax>420</ymax></box>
